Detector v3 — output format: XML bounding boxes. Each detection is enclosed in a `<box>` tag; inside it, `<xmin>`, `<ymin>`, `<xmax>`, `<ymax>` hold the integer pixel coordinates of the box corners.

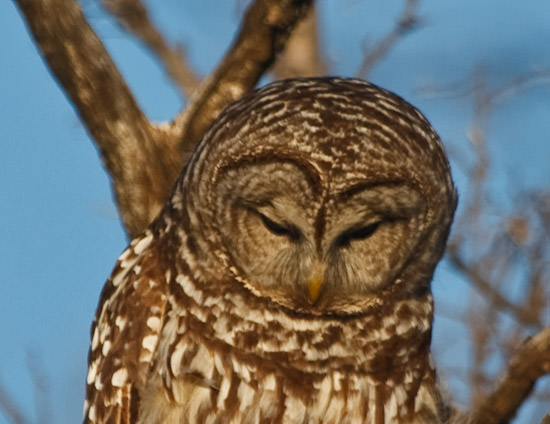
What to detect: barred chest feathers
<box><xmin>137</xmin><ymin>271</ymin><xmax>442</xmax><ymax>424</ymax></box>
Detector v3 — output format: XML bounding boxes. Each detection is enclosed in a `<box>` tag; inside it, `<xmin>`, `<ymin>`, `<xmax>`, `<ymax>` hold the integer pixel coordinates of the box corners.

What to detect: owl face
<box><xmin>181</xmin><ymin>77</ymin><xmax>457</xmax><ymax>315</ymax></box>
<box><xmin>214</xmin><ymin>158</ymin><xmax>428</xmax><ymax>312</ymax></box>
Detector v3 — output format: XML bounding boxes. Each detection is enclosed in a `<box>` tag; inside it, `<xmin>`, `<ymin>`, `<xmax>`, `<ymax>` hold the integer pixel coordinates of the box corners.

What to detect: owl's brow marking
<box><xmin>335</xmin><ymin>180</ymin><xmax>408</xmax><ymax>202</ymax></box>
<box><xmin>215</xmin><ymin>153</ymin><xmax>323</xmax><ymax>195</ymax></box>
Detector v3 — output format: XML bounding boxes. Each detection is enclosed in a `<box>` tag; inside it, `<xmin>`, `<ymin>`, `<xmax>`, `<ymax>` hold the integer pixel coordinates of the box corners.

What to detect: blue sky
<box><xmin>1</xmin><ymin>1</ymin><xmax>549</xmax><ymax>423</ymax></box>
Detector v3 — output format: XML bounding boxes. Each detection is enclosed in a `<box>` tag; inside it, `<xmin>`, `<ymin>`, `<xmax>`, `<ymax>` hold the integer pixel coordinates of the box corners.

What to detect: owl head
<box><xmin>171</xmin><ymin>77</ymin><xmax>457</xmax><ymax>315</ymax></box>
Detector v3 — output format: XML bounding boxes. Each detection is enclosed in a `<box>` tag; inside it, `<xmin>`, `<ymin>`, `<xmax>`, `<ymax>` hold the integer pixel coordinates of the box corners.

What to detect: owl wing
<box><xmin>84</xmin><ymin>232</ymin><xmax>169</xmax><ymax>423</ymax></box>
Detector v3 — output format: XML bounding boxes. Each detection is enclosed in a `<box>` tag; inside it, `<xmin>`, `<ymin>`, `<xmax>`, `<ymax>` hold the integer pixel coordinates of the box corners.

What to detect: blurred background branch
<box><xmin>100</xmin><ymin>0</ymin><xmax>200</xmax><ymax>97</ymax></box>
<box><xmin>356</xmin><ymin>0</ymin><xmax>421</xmax><ymax>79</ymax></box>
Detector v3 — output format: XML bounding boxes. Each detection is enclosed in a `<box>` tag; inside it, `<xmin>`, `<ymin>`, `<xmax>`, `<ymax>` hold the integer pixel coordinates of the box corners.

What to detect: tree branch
<box><xmin>447</xmin><ymin>245</ymin><xmax>542</xmax><ymax>327</ymax></box>
<box><xmin>14</xmin><ymin>0</ymin><xmax>181</xmax><ymax>238</ymax></box>
<box><xmin>14</xmin><ymin>0</ymin><xmax>312</xmax><ymax>238</ymax></box>
<box><xmin>0</xmin><ymin>381</ymin><xmax>30</xmax><ymax>424</ymax></box>
<box><xmin>469</xmin><ymin>327</ymin><xmax>550</xmax><ymax>424</ymax></box>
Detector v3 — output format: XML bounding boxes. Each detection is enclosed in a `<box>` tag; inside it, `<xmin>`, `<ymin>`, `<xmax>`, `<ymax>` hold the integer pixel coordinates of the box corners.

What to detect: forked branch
<box><xmin>14</xmin><ymin>0</ymin><xmax>174</xmax><ymax>238</ymax></box>
<box><xmin>14</xmin><ymin>0</ymin><xmax>312</xmax><ymax>238</ymax></box>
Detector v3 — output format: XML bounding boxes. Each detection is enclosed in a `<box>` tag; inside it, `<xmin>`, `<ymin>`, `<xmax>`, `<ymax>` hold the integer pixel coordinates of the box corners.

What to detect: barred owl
<box><xmin>84</xmin><ymin>77</ymin><xmax>457</xmax><ymax>423</ymax></box>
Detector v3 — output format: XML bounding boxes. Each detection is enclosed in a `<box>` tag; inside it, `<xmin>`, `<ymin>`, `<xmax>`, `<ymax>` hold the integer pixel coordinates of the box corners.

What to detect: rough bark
<box><xmin>14</xmin><ymin>0</ymin><xmax>179</xmax><ymax>238</ymax></box>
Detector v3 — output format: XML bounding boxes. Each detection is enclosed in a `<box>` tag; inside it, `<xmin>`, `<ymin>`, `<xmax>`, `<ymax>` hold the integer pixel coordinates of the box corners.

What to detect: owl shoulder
<box><xmin>84</xmin><ymin>230</ymin><xmax>171</xmax><ymax>423</ymax></box>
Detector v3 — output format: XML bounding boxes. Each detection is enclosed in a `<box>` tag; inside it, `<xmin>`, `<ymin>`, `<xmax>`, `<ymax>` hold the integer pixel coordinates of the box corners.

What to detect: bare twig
<box><xmin>478</xmin><ymin>69</ymin><xmax>550</xmax><ymax>111</ymax></box>
<box><xmin>356</xmin><ymin>0</ymin><xmax>421</xmax><ymax>79</ymax></box>
<box><xmin>469</xmin><ymin>327</ymin><xmax>550</xmax><ymax>424</ymax></box>
<box><xmin>441</xmin><ymin>67</ymin><xmax>550</xmax><ymax>422</ymax></box>
<box><xmin>467</xmin><ymin>292</ymin><xmax>494</xmax><ymax>407</ymax></box>
<box><xmin>0</xmin><ymin>381</ymin><xmax>30</xmax><ymax>424</ymax></box>
<box><xmin>445</xmin><ymin>70</ymin><xmax>548</xmax><ymax>328</ymax></box>
<box><xmin>447</xmin><ymin>246</ymin><xmax>541</xmax><ymax>327</ymax></box>
<box><xmin>26</xmin><ymin>351</ymin><xmax>51</xmax><ymax>424</ymax></box>
<box><xmin>101</xmin><ymin>0</ymin><xmax>200</xmax><ymax>97</ymax></box>
<box><xmin>0</xmin><ymin>352</ymin><xmax>52</xmax><ymax>424</ymax></box>
<box><xmin>419</xmin><ymin>69</ymin><xmax>550</xmax><ymax>102</ymax></box>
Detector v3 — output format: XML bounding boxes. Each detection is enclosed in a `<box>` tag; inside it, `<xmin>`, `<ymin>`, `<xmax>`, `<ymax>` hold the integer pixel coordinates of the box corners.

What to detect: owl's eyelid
<box><xmin>334</xmin><ymin>219</ymin><xmax>384</xmax><ymax>248</ymax></box>
<box><xmin>339</xmin><ymin>184</ymin><xmax>424</xmax><ymax>218</ymax></box>
<box><xmin>347</xmin><ymin>221</ymin><xmax>381</xmax><ymax>239</ymax></box>
<box><xmin>256</xmin><ymin>211</ymin><xmax>301</xmax><ymax>240</ymax></box>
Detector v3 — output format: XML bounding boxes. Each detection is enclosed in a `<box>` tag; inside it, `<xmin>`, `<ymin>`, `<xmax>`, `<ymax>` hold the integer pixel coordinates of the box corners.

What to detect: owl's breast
<box><xmin>143</xmin><ymin>339</ymin><xmax>442</xmax><ymax>423</ymax></box>
<box><xmin>143</xmin><ymin>270</ymin><xmax>445</xmax><ymax>422</ymax></box>
<box><xmin>142</xmin><ymin>312</ymin><xmax>442</xmax><ymax>424</ymax></box>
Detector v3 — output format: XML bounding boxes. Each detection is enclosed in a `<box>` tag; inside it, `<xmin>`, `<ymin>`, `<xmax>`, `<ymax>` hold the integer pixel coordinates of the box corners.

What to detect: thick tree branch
<box><xmin>14</xmin><ymin>0</ymin><xmax>181</xmax><ymax>238</ymax></box>
<box><xmin>174</xmin><ymin>0</ymin><xmax>313</xmax><ymax>153</ymax></box>
<box><xmin>101</xmin><ymin>0</ymin><xmax>200</xmax><ymax>97</ymax></box>
<box><xmin>469</xmin><ymin>327</ymin><xmax>550</xmax><ymax>424</ymax></box>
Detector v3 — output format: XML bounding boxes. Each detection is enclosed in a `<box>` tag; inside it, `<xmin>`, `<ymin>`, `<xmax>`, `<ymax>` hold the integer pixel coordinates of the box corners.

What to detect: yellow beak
<box><xmin>307</xmin><ymin>261</ymin><xmax>325</xmax><ymax>304</ymax></box>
